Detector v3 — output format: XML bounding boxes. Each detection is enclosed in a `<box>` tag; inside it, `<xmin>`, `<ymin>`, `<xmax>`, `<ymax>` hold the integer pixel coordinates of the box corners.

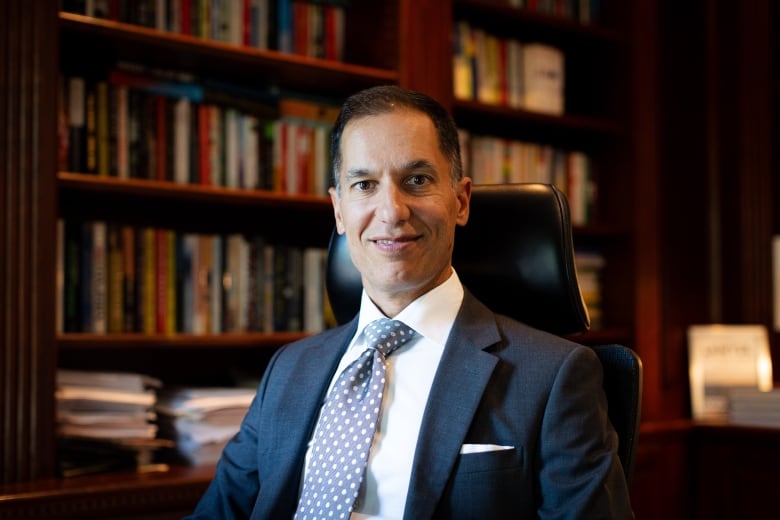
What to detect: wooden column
<box><xmin>709</xmin><ymin>0</ymin><xmax>774</xmax><ymax>362</ymax></box>
<box><xmin>0</xmin><ymin>1</ymin><xmax>59</xmax><ymax>483</ymax></box>
<box><xmin>398</xmin><ymin>0</ymin><xmax>453</xmax><ymax>106</ymax></box>
<box><xmin>630</xmin><ymin>0</ymin><xmax>665</xmax><ymax>420</ymax></box>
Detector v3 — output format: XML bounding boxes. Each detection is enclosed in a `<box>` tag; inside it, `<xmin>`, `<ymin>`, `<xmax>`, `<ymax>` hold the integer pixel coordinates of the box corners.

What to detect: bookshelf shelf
<box><xmin>58</xmin><ymin>173</ymin><xmax>336</xmax><ymax>245</ymax></box>
<box><xmin>60</xmin><ymin>13</ymin><xmax>399</xmax><ymax>97</ymax></box>
<box><xmin>453</xmin><ymin>99</ymin><xmax>623</xmax><ymax>145</ymax></box>
<box><xmin>453</xmin><ymin>0</ymin><xmax>625</xmax><ymax>44</ymax></box>
<box><xmin>58</xmin><ymin>332</ymin><xmax>310</xmax><ymax>350</ymax></box>
<box><xmin>57</xmin><ymin>172</ymin><xmax>333</xmax><ymax>211</ymax></box>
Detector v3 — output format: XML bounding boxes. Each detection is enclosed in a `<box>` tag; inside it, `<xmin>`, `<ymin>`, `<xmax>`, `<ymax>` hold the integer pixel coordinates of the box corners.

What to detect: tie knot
<box><xmin>364</xmin><ymin>318</ymin><xmax>416</xmax><ymax>357</ymax></box>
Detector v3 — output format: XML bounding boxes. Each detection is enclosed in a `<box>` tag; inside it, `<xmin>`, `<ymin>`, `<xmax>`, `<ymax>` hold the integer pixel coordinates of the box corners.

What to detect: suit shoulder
<box><xmin>493</xmin><ymin>313</ymin><xmax>595</xmax><ymax>361</ymax></box>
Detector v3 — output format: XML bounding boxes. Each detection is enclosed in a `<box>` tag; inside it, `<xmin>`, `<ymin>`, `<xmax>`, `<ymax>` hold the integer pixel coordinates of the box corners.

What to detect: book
<box><xmin>106</xmin><ymin>224</ymin><xmax>124</xmax><ymax>333</ymax></box>
<box><xmin>56</xmin><ymin>368</ymin><xmax>167</xmax><ymax>477</ymax></box>
<box><xmin>277</xmin><ymin>0</ymin><xmax>294</xmax><ymax>53</ymax></box>
<box><xmin>247</xmin><ymin>235</ymin><xmax>267</xmax><ymax>332</ymax></box>
<box><xmin>178</xmin><ymin>233</ymin><xmax>196</xmax><ymax>334</ymax></box>
<box><xmin>727</xmin><ymin>387</ymin><xmax>780</xmax><ymax>428</ymax></box>
<box><xmin>156</xmin><ymin>386</ymin><xmax>254</xmax><ymax>466</ymax></box>
<box><xmin>55</xmin><ymin>369</ymin><xmax>162</xmax><ymax>424</ymax></box>
<box><xmin>303</xmin><ymin>247</ymin><xmax>326</xmax><ymax>333</ymax></box>
<box><xmin>222</xmin><ymin>233</ymin><xmax>244</xmax><ymax>332</ymax></box>
<box><xmin>90</xmin><ymin>221</ymin><xmax>107</xmax><ymax>334</ymax></box>
<box><xmin>452</xmin><ymin>21</ymin><xmax>474</xmax><ymax>101</ymax></box>
<box><xmin>108</xmin><ymin>82</ymin><xmax>122</xmax><ymax>177</ymax></box>
<box><xmin>195</xmin><ymin>234</ymin><xmax>214</xmax><ymax>334</ymax></box>
<box><xmin>277</xmin><ymin>97</ymin><xmax>338</xmax><ymax>194</ymax></box>
<box><xmin>574</xmin><ymin>249</ymin><xmax>605</xmax><ymax>329</ymax></box>
<box><xmin>83</xmin><ymin>79</ymin><xmax>98</xmax><ymax>174</ymax></box>
<box><xmin>141</xmin><ymin>227</ymin><xmax>156</xmax><ymax>334</ymax></box>
<box><xmin>96</xmin><ymin>80</ymin><xmax>110</xmax><ymax>175</ymax></box>
<box><xmin>173</xmin><ymin>97</ymin><xmax>192</xmax><ymax>184</ymax></box>
<box><xmin>211</xmin><ymin>234</ymin><xmax>224</xmax><ymax>333</ymax></box>
<box><xmin>522</xmin><ymin>43</ymin><xmax>565</xmax><ymax>115</ymax></box>
<box><xmin>120</xmin><ymin>225</ymin><xmax>137</xmax><ymax>332</ymax></box>
<box><xmin>506</xmin><ymin>39</ymin><xmax>524</xmax><ymax>108</ymax></box>
<box><xmin>67</xmin><ymin>76</ymin><xmax>86</xmax><ymax>172</ymax></box>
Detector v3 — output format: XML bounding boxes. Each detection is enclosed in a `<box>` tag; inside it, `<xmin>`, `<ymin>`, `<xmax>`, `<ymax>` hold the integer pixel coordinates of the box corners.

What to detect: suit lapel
<box><xmin>260</xmin><ymin>320</ymin><xmax>358</xmax><ymax>515</ymax></box>
<box><xmin>279</xmin><ymin>318</ymin><xmax>358</xmax><ymax>442</ymax></box>
<box><xmin>403</xmin><ymin>292</ymin><xmax>501</xmax><ymax>519</ymax></box>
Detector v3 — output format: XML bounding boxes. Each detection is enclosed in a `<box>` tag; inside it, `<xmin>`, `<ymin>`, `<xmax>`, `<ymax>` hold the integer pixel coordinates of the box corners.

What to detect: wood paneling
<box><xmin>0</xmin><ymin>0</ymin><xmax>59</xmax><ymax>483</ymax></box>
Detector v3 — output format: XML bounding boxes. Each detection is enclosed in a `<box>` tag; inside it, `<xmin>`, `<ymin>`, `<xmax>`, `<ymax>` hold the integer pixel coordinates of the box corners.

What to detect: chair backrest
<box><xmin>591</xmin><ymin>344</ymin><xmax>643</xmax><ymax>484</ymax></box>
<box><xmin>325</xmin><ymin>182</ymin><xmax>642</xmax><ymax>483</ymax></box>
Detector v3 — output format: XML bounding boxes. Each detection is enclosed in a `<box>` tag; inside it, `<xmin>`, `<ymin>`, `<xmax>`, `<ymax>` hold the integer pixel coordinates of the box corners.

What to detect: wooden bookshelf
<box><xmin>2</xmin><ymin>0</ymin><xmax>721</xmax><ymax>518</ymax></box>
<box><xmin>1</xmin><ymin>0</ymin><xmax>450</xmax><ymax>514</ymax></box>
<box><xmin>449</xmin><ymin>0</ymin><xmax>634</xmax><ymax>340</ymax></box>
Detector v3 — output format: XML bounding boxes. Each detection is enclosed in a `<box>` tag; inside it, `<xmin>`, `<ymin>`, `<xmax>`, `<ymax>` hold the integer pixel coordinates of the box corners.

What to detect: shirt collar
<box><xmin>356</xmin><ymin>268</ymin><xmax>465</xmax><ymax>347</ymax></box>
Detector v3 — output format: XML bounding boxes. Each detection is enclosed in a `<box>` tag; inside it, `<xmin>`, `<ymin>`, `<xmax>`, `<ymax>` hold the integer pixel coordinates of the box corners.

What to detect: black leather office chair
<box><xmin>325</xmin><ymin>183</ymin><xmax>642</xmax><ymax>484</ymax></box>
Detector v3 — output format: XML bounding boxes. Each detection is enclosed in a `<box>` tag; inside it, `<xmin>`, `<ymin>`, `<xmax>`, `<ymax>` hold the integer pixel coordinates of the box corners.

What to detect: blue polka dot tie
<box><xmin>294</xmin><ymin>318</ymin><xmax>416</xmax><ymax>520</ymax></box>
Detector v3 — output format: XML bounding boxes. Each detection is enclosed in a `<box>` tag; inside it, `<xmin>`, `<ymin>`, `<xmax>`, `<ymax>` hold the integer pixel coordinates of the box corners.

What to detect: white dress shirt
<box><xmin>304</xmin><ymin>269</ymin><xmax>464</xmax><ymax>519</ymax></box>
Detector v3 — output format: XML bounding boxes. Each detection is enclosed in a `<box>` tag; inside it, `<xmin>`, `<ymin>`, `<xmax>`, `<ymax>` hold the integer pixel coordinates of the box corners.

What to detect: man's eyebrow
<box><xmin>404</xmin><ymin>159</ymin><xmax>436</xmax><ymax>172</ymax></box>
<box><xmin>343</xmin><ymin>160</ymin><xmax>436</xmax><ymax>181</ymax></box>
<box><xmin>344</xmin><ymin>167</ymin><xmax>371</xmax><ymax>181</ymax></box>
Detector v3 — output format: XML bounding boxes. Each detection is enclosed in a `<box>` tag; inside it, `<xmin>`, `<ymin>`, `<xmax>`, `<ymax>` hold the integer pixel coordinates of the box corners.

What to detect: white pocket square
<box><xmin>459</xmin><ymin>443</ymin><xmax>514</xmax><ymax>454</ymax></box>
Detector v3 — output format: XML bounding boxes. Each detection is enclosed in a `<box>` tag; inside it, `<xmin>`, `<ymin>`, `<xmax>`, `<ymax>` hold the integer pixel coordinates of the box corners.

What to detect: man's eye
<box><xmin>354</xmin><ymin>180</ymin><xmax>373</xmax><ymax>191</ymax></box>
<box><xmin>407</xmin><ymin>175</ymin><xmax>428</xmax><ymax>186</ymax></box>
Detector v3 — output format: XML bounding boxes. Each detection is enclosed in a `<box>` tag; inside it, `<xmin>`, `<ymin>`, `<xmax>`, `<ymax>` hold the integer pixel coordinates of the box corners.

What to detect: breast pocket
<box><xmin>435</xmin><ymin>447</ymin><xmax>530</xmax><ymax>519</ymax></box>
<box><xmin>455</xmin><ymin>445</ymin><xmax>522</xmax><ymax>473</ymax></box>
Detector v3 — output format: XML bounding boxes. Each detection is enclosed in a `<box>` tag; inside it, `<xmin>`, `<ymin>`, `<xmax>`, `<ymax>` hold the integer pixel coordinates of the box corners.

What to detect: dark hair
<box><xmin>330</xmin><ymin>85</ymin><xmax>463</xmax><ymax>192</ymax></box>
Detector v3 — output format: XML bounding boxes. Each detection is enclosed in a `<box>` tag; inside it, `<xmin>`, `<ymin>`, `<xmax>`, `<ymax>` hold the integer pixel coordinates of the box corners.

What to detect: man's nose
<box><xmin>376</xmin><ymin>184</ymin><xmax>411</xmax><ymax>223</ymax></box>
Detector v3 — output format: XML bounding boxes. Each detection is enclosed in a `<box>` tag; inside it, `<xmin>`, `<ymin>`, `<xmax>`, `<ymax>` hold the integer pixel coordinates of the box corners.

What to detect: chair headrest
<box><xmin>325</xmin><ymin>183</ymin><xmax>590</xmax><ymax>336</ymax></box>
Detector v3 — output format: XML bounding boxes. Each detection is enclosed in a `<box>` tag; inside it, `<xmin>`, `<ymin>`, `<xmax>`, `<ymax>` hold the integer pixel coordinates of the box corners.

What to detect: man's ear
<box><xmin>329</xmin><ymin>186</ymin><xmax>345</xmax><ymax>234</ymax></box>
<box><xmin>455</xmin><ymin>176</ymin><xmax>472</xmax><ymax>227</ymax></box>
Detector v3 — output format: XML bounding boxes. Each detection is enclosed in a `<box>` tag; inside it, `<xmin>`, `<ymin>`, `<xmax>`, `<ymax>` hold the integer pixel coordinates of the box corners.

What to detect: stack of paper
<box><xmin>156</xmin><ymin>387</ymin><xmax>255</xmax><ymax>466</ymax></box>
<box><xmin>56</xmin><ymin>369</ymin><xmax>170</xmax><ymax>476</ymax></box>
<box><xmin>728</xmin><ymin>387</ymin><xmax>780</xmax><ymax>428</ymax></box>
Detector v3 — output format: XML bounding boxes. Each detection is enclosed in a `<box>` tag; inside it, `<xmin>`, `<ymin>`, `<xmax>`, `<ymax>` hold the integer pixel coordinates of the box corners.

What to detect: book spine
<box><xmin>96</xmin><ymin>80</ymin><xmax>110</xmax><ymax>175</ymax></box>
<box><xmin>106</xmin><ymin>223</ymin><xmax>125</xmax><ymax>333</ymax></box>
<box><xmin>303</xmin><ymin>247</ymin><xmax>325</xmax><ymax>333</ymax></box>
<box><xmin>210</xmin><ymin>234</ymin><xmax>223</xmax><ymax>333</ymax></box>
<box><xmin>63</xmin><ymin>219</ymin><xmax>82</xmax><ymax>333</ymax></box>
<box><xmin>142</xmin><ymin>227</ymin><xmax>156</xmax><ymax>334</ymax></box>
<box><xmin>91</xmin><ymin>221</ymin><xmax>107</xmax><ymax>334</ymax></box>
<box><xmin>173</xmin><ymin>97</ymin><xmax>191</xmax><ymax>184</ymax></box>
<box><xmin>122</xmin><ymin>225</ymin><xmax>137</xmax><ymax>333</ymax></box>
<box><xmin>85</xmin><ymin>80</ymin><xmax>98</xmax><ymax>174</ymax></box>
<box><xmin>202</xmin><ymin>235</ymin><xmax>214</xmax><ymax>334</ymax></box>
<box><xmin>166</xmin><ymin>230</ymin><xmax>177</xmax><ymax>334</ymax></box>
<box><xmin>67</xmin><ymin>77</ymin><xmax>86</xmax><ymax>172</ymax></box>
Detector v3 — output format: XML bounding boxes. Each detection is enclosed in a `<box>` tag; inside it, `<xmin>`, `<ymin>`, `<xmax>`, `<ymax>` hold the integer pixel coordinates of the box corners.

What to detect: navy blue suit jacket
<box><xmin>187</xmin><ymin>291</ymin><xmax>633</xmax><ymax>519</ymax></box>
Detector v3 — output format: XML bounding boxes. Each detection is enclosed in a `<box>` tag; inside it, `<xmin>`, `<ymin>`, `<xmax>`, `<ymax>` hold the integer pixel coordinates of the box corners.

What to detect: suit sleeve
<box><xmin>536</xmin><ymin>346</ymin><xmax>634</xmax><ymax>520</ymax></box>
<box><xmin>184</xmin><ymin>349</ymin><xmax>283</xmax><ymax>519</ymax></box>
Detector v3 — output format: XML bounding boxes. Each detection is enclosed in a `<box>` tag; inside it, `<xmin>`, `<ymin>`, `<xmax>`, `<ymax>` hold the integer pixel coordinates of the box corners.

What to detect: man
<box><xmin>187</xmin><ymin>85</ymin><xmax>633</xmax><ymax>519</ymax></box>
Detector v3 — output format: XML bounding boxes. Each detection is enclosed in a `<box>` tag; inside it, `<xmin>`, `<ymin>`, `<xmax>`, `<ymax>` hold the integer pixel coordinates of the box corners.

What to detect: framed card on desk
<box><xmin>687</xmin><ymin>324</ymin><xmax>773</xmax><ymax>421</ymax></box>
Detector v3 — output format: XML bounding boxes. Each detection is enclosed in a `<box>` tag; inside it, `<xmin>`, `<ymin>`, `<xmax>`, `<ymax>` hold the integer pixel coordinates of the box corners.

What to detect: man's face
<box><xmin>329</xmin><ymin>108</ymin><xmax>471</xmax><ymax>315</ymax></box>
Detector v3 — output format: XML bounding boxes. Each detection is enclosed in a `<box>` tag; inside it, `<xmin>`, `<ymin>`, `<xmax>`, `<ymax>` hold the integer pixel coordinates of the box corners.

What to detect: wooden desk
<box><xmin>0</xmin><ymin>465</ymin><xmax>212</xmax><ymax>519</ymax></box>
<box><xmin>691</xmin><ymin>423</ymin><xmax>780</xmax><ymax>519</ymax></box>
